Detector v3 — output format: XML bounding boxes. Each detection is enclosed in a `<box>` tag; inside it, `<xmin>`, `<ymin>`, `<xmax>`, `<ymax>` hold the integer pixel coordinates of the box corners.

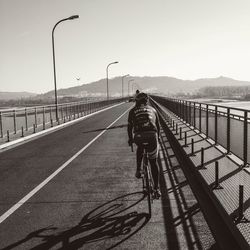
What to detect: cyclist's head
<box><xmin>135</xmin><ymin>92</ymin><xmax>148</xmax><ymax>105</ymax></box>
<box><xmin>135</xmin><ymin>89</ymin><xmax>140</xmax><ymax>95</ymax></box>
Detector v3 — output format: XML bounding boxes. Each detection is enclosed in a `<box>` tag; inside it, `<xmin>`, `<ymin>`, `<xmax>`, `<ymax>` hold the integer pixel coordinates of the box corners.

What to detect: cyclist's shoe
<box><xmin>153</xmin><ymin>189</ymin><xmax>161</xmax><ymax>199</ymax></box>
<box><xmin>135</xmin><ymin>170</ymin><xmax>142</xmax><ymax>179</ymax></box>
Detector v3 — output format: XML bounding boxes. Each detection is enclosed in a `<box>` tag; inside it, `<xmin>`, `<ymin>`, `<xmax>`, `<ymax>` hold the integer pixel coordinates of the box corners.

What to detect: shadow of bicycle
<box><xmin>2</xmin><ymin>192</ymin><xmax>150</xmax><ymax>250</ymax></box>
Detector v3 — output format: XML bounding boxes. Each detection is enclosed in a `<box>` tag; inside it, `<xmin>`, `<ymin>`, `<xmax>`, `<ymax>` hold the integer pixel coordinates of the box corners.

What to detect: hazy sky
<box><xmin>1</xmin><ymin>0</ymin><xmax>250</xmax><ymax>93</ymax></box>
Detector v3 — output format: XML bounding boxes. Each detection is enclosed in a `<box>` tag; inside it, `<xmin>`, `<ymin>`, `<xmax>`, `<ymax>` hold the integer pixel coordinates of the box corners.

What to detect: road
<box><xmin>0</xmin><ymin>102</ymin><xmax>215</xmax><ymax>250</ymax></box>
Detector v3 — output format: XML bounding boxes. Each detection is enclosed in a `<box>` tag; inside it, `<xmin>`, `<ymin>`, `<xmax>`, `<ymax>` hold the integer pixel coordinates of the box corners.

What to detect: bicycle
<box><xmin>131</xmin><ymin>143</ymin><xmax>154</xmax><ymax>216</ymax></box>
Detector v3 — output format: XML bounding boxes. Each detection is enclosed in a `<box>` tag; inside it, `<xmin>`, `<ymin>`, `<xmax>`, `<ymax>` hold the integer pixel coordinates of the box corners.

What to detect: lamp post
<box><xmin>106</xmin><ymin>61</ymin><xmax>119</xmax><ymax>100</ymax></box>
<box><xmin>121</xmin><ymin>74</ymin><xmax>129</xmax><ymax>98</ymax></box>
<box><xmin>128</xmin><ymin>79</ymin><xmax>134</xmax><ymax>97</ymax></box>
<box><xmin>52</xmin><ymin>15</ymin><xmax>79</xmax><ymax>121</ymax></box>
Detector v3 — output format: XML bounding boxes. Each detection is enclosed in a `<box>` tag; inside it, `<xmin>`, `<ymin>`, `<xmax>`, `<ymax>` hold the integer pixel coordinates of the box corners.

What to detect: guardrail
<box><xmin>152</xmin><ymin>96</ymin><xmax>250</xmax><ymax>167</ymax></box>
<box><xmin>0</xmin><ymin>98</ymin><xmax>127</xmax><ymax>142</ymax></box>
<box><xmin>150</xmin><ymin>97</ymin><xmax>250</xmax><ymax>250</ymax></box>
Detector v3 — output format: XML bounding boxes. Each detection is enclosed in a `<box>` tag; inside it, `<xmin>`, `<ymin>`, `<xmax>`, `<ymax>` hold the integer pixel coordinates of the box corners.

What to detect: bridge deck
<box><xmin>0</xmin><ymin>102</ymin><xmax>217</xmax><ymax>249</ymax></box>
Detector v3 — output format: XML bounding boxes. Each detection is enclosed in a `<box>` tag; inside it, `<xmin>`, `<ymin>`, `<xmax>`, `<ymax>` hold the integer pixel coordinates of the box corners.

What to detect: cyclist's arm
<box><xmin>127</xmin><ymin>110</ymin><xmax>133</xmax><ymax>141</ymax></box>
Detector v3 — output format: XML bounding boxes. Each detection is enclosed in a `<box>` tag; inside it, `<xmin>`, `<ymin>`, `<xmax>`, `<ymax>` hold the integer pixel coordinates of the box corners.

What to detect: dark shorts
<box><xmin>134</xmin><ymin>131</ymin><xmax>159</xmax><ymax>159</ymax></box>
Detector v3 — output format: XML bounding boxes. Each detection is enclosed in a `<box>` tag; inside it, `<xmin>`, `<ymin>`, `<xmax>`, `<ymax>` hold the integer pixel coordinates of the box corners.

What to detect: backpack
<box><xmin>134</xmin><ymin>106</ymin><xmax>156</xmax><ymax>132</ymax></box>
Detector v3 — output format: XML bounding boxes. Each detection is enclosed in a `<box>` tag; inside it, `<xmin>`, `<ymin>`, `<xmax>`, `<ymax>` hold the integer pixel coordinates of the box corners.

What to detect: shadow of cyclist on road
<box><xmin>82</xmin><ymin>124</ymin><xmax>128</xmax><ymax>134</ymax></box>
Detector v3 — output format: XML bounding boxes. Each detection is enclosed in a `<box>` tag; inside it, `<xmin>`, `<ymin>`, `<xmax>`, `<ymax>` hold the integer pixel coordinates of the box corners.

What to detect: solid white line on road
<box><xmin>0</xmin><ymin>107</ymin><xmax>130</xmax><ymax>224</ymax></box>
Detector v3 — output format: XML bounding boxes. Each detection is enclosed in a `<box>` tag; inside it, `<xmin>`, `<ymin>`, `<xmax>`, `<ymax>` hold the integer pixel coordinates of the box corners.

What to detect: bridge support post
<box><xmin>234</xmin><ymin>185</ymin><xmax>249</xmax><ymax>224</ymax></box>
<box><xmin>25</xmin><ymin>108</ymin><xmax>28</xmax><ymax>131</ymax></box>
<box><xmin>7</xmin><ymin>130</ymin><xmax>10</xmax><ymax>142</ymax></box>
<box><xmin>43</xmin><ymin>107</ymin><xmax>45</xmax><ymax>130</ymax></box>
<box><xmin>179</xmin><ymin>127</ymin><xmax>182</xmax><ymax>140</ymax></box>
<box><xmin>190</xmin><ymin>138</ymin><xmax>196</xmax><ymax>155</ymax></box>
<box><xmin>183</xmin><ymin>131</ymin><xmax>188</xmax><ymax>147</ymax></box>
<box><xmin>243</xmin><ymin>111</ymin><xmax>249</xmax><ymax>168</ymax></box>
<box><xmin>21</xmin><ymin>126</ymin><xmax>24</xmax><ymax>137</ymax></box>
<box><xmin>0</xmin><ymin>112</ymin><xmax>3</xmax><ymax>138</ymax></box>
<box><xmin>199</xmin><ymin>147</ymin><xmax>206</xmax><ymax>169</ymax></box>
<box><xmin>227</xmin><ymin>108</ymin><xmax>231</xmax><ymax>154</ymax></box>
<box><xmin>212</xmin><ymin>161</ymin><xmax>223</xmax><ymax>190</ymax></box>
<box><xmin>13</xmin><ymin>110</ymin><xmax>17</xmax><ymax>134</ymax></box>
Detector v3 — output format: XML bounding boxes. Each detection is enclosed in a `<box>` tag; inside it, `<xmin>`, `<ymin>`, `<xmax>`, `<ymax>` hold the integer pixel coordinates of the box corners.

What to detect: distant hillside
<box><xmin>0</xmin><ymin>91</ymin><xmax>37</xmax><ymax>100</ymax></box>
<box><xmin>2</xmin><ymin>76</ymin><xmax>250</xmax><ymax>101</ymax></box>
<box><xmin>37</xmin><ymin>76</ymin><xmax>250</xmax><ymax>98</ymax></box>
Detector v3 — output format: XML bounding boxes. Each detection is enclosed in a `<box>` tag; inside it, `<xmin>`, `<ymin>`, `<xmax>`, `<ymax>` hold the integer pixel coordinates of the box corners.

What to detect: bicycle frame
<box><xmin>141</xmin><ymin>144</ymin><xmax>154</xmax><ymax>217</ymax></box>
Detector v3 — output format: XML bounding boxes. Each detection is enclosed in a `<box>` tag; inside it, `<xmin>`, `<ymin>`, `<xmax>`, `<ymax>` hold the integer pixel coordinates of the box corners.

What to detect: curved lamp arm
<box><xmin>52</xmin><ymin>15</ymin><xmax>79</xmax><ymax>120</ymax></box>
<box><xmin>106</xmin><ymin>61</ymin><xmax>119</xmax><ymax>100</ymax></box>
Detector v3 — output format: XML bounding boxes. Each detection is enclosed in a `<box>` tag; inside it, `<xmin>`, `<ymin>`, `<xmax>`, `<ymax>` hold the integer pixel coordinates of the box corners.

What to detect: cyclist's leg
<box><xmin>136</xmin><ymin>145</ymin><xmax>143</xmax><ymax>172</ymax></box>
<box><xmin>134</xmin><ymin>134</ymin><xmax>144</xmax><ymax>178</ymax></box>
<box><xmin>147</xmin><ymin>133</ymin><xmax>160</xmax><ymax>191</ymax></box>
<box><xmin>149</xmin><ymin>158</ymin><xmax>159</xmax><ymax>189</ymax></box>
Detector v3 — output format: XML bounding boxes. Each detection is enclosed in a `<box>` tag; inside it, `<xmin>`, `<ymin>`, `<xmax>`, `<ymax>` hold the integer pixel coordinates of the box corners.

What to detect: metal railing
<box><xmin>0</xmin><ymin>98</ymin><xmax>127</xmax><ymax>142</ymax></box>
<box><xmin>150</xmin><ymin>98</ymin><xmax>250</xmax><ymax>250</ymax></box>
<box><xmin>152</xmin><ymin>95</ymin><xmax>250</xmax><ymax>167</ymax></box>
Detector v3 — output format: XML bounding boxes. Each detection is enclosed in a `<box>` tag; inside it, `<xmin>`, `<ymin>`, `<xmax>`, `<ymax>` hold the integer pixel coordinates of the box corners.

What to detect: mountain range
<box><xmin>2</xmin><ymin>76</ymin><xmax>250</xmax><ymax>100</ymax></box>
<box><xmin>0</xmin><ymin>91</ymin><xmax>37</xmax><ymax>100</ymax></box>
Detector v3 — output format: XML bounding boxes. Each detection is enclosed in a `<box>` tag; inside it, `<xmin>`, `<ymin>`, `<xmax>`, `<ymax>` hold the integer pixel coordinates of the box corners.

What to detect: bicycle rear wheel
<box><xmin>147</xmin><ymin>164</ymin><xmax>154</xmax><ymax>203</ymax></box>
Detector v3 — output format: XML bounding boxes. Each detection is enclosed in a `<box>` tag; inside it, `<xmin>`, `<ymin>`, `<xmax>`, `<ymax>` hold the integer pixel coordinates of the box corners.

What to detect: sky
<box><xmin>1</xmin><ymin>0</ymin><xmax>250</xmax><ymax>94</ymax></box>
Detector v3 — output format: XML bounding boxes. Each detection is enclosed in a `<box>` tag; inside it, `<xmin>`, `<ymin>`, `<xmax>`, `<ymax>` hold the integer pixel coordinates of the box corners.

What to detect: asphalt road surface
<box><xmin>0</xmin><ymin>102</ymin><xmax>215</xmax><ymax>250</ymax></box>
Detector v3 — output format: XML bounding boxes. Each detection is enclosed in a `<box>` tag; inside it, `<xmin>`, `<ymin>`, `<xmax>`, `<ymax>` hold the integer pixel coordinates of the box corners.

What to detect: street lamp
<box><xmin>52</xmin><ymin>15</ymin><xmax>79</xmax><ymax>121</ymax></box>
<box><xmin>106</xmin><ymin>61</ymin><xmax>119</xmax><ymax>100</ymax></box>
<box><xmin>121</xmin><ymin>74</ymin><xmax>129</xmax><ymax>98</ymax></box>
<box><xmin>128</xmin><ymin>79</ymin><xmax>134</xmax><ymax>97</ymax></box>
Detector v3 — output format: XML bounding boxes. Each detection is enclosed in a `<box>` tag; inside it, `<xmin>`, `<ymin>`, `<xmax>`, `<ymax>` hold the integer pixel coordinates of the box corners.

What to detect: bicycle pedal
<box><xmin>152</xmin><ymin>191</ymin><xmax>161</xmax><ymax>200</ymax></box>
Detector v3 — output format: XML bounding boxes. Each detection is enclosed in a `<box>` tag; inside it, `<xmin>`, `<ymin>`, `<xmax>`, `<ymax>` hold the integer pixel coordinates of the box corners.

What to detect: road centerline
<box><xmin>0</xmin><ymin>107</ymin><xmax>130</xmax><ymax>224</ymax></box>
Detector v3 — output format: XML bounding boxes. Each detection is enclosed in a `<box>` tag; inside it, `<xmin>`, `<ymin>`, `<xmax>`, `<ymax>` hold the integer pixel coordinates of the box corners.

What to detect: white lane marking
<box><xmin>0</xmin><ymin>107</ymin><xmax>130</xmax><ymax>224</ymax></box>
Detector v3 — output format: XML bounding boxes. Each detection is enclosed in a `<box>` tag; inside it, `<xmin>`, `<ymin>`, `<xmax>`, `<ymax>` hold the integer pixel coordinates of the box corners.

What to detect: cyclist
<box><xmin>133</xmin><ymin>89</ymin><xmax>140</xmax><ymax>102</ymax></box>
<box><xmin>127</xmin><ymin>92</ymin><xmax>161</xmax><ymax>198</ymax></box>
